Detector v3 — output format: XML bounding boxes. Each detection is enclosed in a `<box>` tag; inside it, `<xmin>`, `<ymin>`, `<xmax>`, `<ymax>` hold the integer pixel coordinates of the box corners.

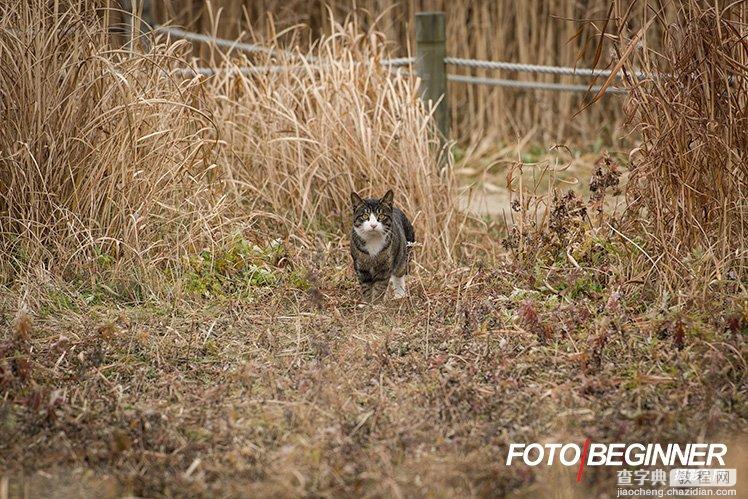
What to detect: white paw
<box><xmin>390</xmin><ymin>275</ymin><xmax>407</xmax><ymax>299</ymax></box>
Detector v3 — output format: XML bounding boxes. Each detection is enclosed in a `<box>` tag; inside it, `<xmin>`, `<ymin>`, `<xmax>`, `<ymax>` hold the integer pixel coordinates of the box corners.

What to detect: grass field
<box><xmin>2</xmin><ymin>253</ymin><xmax>746</xmax><ymax>496</ymax></box>
<box><xmin>1</xmin><ymin>1</ymin><xmax>746</xmax><ymax>497</ymax></box>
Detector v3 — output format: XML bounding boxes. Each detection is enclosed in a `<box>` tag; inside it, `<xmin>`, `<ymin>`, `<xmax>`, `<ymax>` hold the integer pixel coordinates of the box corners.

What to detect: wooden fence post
<box><xmin>415</xmin><ymin>12</ymin><xmax>449</xmax><ymax>141</ymax></box>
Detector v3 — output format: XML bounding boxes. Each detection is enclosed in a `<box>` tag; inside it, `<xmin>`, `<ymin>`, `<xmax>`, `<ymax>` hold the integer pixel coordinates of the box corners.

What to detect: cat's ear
<box><xmin>381</xmin><ymin>189</ymin><xmax>394</xmax><ymax>208</ymax></box>
<box><xmin>350</xmin><ymin>191</ymin><xmax>364</xmax><ymax>210</ymax></box>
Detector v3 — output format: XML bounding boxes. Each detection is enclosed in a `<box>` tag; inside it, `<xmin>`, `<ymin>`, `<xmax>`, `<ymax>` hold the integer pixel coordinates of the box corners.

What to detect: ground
<box><xmin>1</xmin><ymin>236</ymin><xmax>745</xmax><ymax>497</ymax></box>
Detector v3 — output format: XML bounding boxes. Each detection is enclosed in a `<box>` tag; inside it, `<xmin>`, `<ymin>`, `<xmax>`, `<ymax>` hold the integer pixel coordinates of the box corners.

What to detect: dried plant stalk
<box><xmin>611</xmin><ymin>1</ymin><xmax>748</xmax><ymax>288</ymax></box>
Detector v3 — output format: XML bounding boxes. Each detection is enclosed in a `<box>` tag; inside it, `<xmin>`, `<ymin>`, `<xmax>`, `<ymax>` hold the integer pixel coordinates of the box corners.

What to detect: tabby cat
<box><xmin>349</xmin><ymin>190</ymin><xmax>415</xmax><ymax>302</ymax></box>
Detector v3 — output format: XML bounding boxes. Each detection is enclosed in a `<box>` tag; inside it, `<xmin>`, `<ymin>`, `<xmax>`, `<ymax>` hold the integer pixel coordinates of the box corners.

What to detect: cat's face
<box><xmin>350</xmin><ymin>190</ymin><xmax>394</xmax><ymax>240</ymax></box>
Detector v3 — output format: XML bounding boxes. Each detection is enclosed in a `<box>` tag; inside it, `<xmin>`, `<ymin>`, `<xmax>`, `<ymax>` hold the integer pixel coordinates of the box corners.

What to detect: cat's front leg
<box><xmin>390</xmin><ymin>274</ymin><xmax>406</xmax><ymax>299</ymax></box>
<box><xmin>369</xmin><ymin>279</ymin><xmax>388</xmax><ymax>303</ymax></box>
<box><xmin>359</xmin><ymin>280</ymin><xmax>386</xmax><ymax>303</ymax></box>
<box><xmin>359</xmin><ymin>280</ymin><xmax>374</xmax><ymax>302</ymax></box>
<box><xmin>357</xmin><ymin>269</ymin><xmax>377</xmax><ymax>303</ymax></box>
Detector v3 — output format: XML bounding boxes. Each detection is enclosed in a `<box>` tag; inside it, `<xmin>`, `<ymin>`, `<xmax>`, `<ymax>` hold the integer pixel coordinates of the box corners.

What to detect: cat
<box><xmin>349</xmin><ymin>189</ymin><xmax>415</xmax><ymax>302</ymax></box>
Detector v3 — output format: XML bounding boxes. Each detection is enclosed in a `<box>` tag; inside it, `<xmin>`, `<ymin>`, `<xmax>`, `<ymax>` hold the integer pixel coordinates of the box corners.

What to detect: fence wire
<box><xmin>444</xmin><ymin>57</ymin><xmax>648</xmax><ymax>79</ymax></box>
<box><xmin>155</xmin><ymin>25</ymin><xmax>318</xmax><ymax>62</ymax></box>
<box><xmin>447</xmin><ymin>74</ymin><xmax>626</xmax><ymax>94</ymax></box>
<box><xmin>156</xmin><ymin>26</ymin><xmax>634</xmax><ymax>95</ymax></box>
<box><xmin>381</xmin><ymin>57</ymin><xmax>416</xmax><ymax>67</ymax></box>
<box><xmin>170</xmin><ymin>63</ymin><xmax>410</xmax><ymax>79</ymax></box>
<box><xmin>170</xmin><ymin>66</ymin><xmax>307</xmax><ymax>77</ymax></box>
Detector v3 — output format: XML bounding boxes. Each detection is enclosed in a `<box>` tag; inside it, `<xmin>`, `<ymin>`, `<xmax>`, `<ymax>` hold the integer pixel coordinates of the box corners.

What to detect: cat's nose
<box><xmin>369</xmin><ymin>222</ymin><xmax>378</xmax><ymax>229</ymax></box>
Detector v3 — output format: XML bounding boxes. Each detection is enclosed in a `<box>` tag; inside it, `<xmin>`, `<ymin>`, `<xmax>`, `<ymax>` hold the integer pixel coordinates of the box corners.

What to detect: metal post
<box><xmin>415</xmin><ymin>12</ymin><xmax>449</xmax><ymax>141</ymax></box>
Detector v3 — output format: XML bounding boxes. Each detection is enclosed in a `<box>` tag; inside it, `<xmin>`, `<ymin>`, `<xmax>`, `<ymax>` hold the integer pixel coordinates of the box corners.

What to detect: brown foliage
<box><xmin>0</xmin><ymin>0</ymin><xmax>473</xmax><ymax>288</ymax></box>
<box><xmin>611</xmin><ymin>1</ymin><xmax>748</xmax><ymax>289</ymax></box>
<box><xmin>147</xmin><ymin>0</ymin><xmax>662</xmax><ymax>141</ymax></box>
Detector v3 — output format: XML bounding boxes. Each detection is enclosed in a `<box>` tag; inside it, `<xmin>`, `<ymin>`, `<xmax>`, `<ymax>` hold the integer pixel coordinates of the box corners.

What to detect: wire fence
<box><xmin>447</xmin><ymin>74</ymin><xmax>627</xmax><ymax>94</ymax></box>
<box><xmin>156</xmin><ymin>24</ymin><xmax>633</xmax><ymax>96</ymax></box>
<box><xmin>155</xmin><ymin>25</ymin><xmax>318</xmax><ymax>62</ymax></box>
<box><xmin>445</xmin><ymin>57</ymin><xmax>647</xmax><ymax>79</ymax></box>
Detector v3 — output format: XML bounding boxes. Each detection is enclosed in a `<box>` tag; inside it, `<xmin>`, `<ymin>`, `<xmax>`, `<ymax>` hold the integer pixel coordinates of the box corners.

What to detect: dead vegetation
<box><xmin>1</xmin><ymin>263</ymin><xmax>745</xmax><ymax>497</ymax></box>
<box><xmin>0</xmin><ymin>1</ymin><xmax>477</xmax><ymax>295</ymax></box>
<box><xmin>0</xmin><ymin>1</ymin><xmax>231</xmax><ymax>290</ymax></box>
<box><xmin>0</xmin><ymin>1</ymin><xmax>747</xmax><ymax>497</ymax></box>
<box><xmin>148</xmin><ymin>0</ymin><xmax>674</xmax><ymax>142</ymax></box>
<box><xmin>611</xmin><ymin>0</ymin><xmax>748</xmax><ymax>292</ymax></box>
<box><xmin>202</xmin><ymin>15</ymin><xmax>469</xmax><ymax>268</ymax></box>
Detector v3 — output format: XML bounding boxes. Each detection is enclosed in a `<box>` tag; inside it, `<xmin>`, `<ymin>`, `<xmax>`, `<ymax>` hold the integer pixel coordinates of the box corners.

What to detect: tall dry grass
<box><xmin>0</xmin><ymin>1</ymin><xmax>233</xmax><ymax>288</ymax></box>
<box><xmin>0</xmin><ymin>1</ymin><xmax>470</xmax><ymax>292</ymax></box>
<box><xmin>607</xmin><ymin>0</ymin><xmax>748</xmax><ymax>290</ymax></box>
<box><xmin>149</xmin><ymin>1</ymin><xmax>681</xmax><ymax>143</ymax></box>
<box><xmin>201</xmin><ymin>16</ymin><xmax>467</xmax><ymax>265</ymax></box>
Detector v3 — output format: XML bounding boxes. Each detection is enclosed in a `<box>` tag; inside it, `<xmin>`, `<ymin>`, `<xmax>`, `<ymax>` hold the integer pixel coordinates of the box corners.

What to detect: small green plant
<box><xmin>567</xmin><ymin>276</ymin><xmax>604</xmax><ymax>299</ymax></box>
<box><xmin>520</xmin><ymin>144</ymin><xmax>546</xmax><ymax>163</ymax></box>
<box><xmin>184</xmin><ymin>238</ymin><xmax>285</xmax><ymax>298</ymax></box>
<box><xmin>93</xmin><ymin>245</ymin><xmax>115</xmax><ymax>269</ymax></box>
<box><xmin>288</xmin><ymin>269</ymin><xmax>311</xmax><ymax>290</ymax></box>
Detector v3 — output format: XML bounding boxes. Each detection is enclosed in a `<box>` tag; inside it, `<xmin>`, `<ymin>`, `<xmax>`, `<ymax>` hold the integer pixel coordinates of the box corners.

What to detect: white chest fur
<box><xmin>361</xmin><ymin>233</ymin><xmax>387</xmax><ymax>256</ymax></box>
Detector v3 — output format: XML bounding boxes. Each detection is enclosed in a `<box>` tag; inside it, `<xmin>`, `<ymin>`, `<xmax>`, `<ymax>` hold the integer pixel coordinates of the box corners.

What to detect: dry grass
<box><xmin>200</xmin><ymin>16</ymin><xmax>472</xmax><ymax>268</ymax></box>
<box><xmin>0</xmin><ymin>1</ymin><xmax>478</xmax><ymax>296</ymax></box>
<box><xmin>606</xmin><ymin>0</ymin><xmax>748</xmax><ymax>292</ymax></box>
<box><xmin>0</xmin><ymin>2</ymin><xmax>746</xmax><ymax>498</ymax></box>
<box><xmin>1</xmin><ymin>259</ymin><xmax>745</xmax><ymax>497</ymax></box>
<box><xmin>149</xmin><ymin>0</ymin><xmax>679</xmax><ymax>142</ymax></box>
<box><xmin>0</xmin><ymin>1</ymin><xmax>232</xmax><ymax>291</ymax></box>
